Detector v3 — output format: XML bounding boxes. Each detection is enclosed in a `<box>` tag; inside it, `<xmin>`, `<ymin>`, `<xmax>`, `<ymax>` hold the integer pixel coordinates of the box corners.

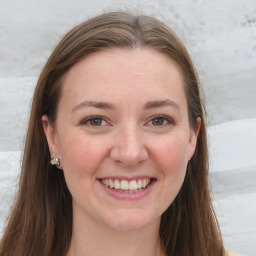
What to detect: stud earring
<box><xmin>50</xmin><ymin>157</ymin><xmax>60</xmax><ymax>166</ymax></box>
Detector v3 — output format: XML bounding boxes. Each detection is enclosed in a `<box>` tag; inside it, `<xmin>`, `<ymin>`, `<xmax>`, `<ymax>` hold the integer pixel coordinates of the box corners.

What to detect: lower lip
<box><xmin>97</xmin><ymin>180</ymin><xmax>156</xmax><ymax>200</ymax></box>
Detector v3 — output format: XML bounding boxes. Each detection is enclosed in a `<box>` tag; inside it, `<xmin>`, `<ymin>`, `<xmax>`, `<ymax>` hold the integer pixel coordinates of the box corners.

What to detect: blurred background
<box><xmin>0</xmin><ymin>0</ymin><xmax>256</xmax><ymax>255</ymax></box>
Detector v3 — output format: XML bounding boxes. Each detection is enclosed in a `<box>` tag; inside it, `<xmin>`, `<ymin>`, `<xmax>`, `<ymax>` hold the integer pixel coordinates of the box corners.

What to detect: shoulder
<box><xmin>225</xmin><ymin>249</ymin><xmax>245</xmax><ymax>256</ymax></box>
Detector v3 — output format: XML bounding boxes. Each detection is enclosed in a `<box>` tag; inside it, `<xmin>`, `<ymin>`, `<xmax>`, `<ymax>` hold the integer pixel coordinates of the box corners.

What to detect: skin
<box><xmin>43</xmin><ymin>48</ymin><xmax>200</xmax><ymax>256</ymax></box>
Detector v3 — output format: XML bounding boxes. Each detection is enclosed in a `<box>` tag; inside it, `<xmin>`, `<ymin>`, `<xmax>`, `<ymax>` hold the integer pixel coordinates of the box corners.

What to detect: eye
<box><xmin>147</xmin><ymin>115</ymin><xmax>173</xmax><ymax>127</ymax></box>
<box><xmin>81</xmin><ymin>116</ymin><xmax>109</xmax><ymax>127</ymax></box>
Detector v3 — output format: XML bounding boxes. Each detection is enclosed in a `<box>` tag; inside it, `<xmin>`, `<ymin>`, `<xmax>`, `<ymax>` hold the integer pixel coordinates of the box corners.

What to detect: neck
<box><xmin>66</xmin><ymin>207</ymin><xmax>165</xmax><ymax>256</ymax></box>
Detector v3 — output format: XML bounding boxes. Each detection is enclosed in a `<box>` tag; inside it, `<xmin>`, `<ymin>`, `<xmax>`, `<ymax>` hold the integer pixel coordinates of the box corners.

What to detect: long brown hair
<box><xmin>0</xmin><ymin>11</ymin><xmax>224</xmax><ymax>256</ymax></box>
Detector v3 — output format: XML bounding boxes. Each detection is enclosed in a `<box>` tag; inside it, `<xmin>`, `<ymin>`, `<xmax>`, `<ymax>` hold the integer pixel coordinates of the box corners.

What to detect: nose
<box><xmin>110</xmin><ymin>125</ymin><xmax>148</xmax><ymax>167</ymax></box>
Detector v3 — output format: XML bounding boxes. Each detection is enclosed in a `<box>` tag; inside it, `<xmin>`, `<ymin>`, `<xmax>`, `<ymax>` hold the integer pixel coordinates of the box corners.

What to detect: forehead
<box><xmin>64</xmin><ymin>47</ymin><xmax>183</xmax><ymax>80</ymax></box>
<box><xmin>60</xmin><ymin>48</ymin><xmax>187</xmax><ymax>110</ymax></box>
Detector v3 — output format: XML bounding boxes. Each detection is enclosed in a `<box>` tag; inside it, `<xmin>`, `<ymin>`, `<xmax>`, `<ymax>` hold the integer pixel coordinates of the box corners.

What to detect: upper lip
<box><xmin>98</xmin><ymin>176</ymin><xmax>155</xmax><ymax>181</ymax></box>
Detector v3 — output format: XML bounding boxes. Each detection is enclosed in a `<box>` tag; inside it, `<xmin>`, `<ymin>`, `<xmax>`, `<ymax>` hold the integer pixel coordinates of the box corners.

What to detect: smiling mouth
<box><xmin>99</xmin><ymin>178</ymin><xmax>154</xmax><ymax>193</ymax></box>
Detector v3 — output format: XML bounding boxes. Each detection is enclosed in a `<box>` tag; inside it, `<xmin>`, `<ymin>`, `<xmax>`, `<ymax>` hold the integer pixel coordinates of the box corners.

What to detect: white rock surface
<box><xmin>1</xmin><ymin>0</ymin><xmax>256</xmax><ymax>255</ymax></box>
<box><xmin>0</xmin><ymin>0</ymin><xmax>256</xmax><ymax>126</ymax></box>
<box><xmin>208</xmin><ymin>119</ymin><xmax>256</xmax><ymax>172</ymax></box>
<box><xmin>1</xmin><ymin>119</ymin><xmax>256</xmax><ymax>255</ymax></box>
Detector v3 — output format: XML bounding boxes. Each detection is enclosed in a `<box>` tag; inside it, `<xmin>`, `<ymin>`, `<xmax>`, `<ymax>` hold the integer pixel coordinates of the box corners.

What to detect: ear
<box><xmin>187</xmin><ymin>117</ymin><xmax>201</xmax><ymax>160</ymax></box>
<box><xmin>42</xmin><ymin>115</ymin><xmax>62</xmax><ymax>169</ymax></box>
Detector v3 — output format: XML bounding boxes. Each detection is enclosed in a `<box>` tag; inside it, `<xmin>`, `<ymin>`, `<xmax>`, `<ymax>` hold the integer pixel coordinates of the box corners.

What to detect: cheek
<box><xmin>58</xmin><ymin>131</ymin><xmax>108</xmax><ymax>181</ymax></box>
<box><xmin>151</xmin><ymin>134</ymin><xmax>189</xmax><ymax>174</ymax></box>
<box><xmin>150</xmin><ymin>135</ymin><xmax>189</xmax><ymax>210</ymax></box>
<box><xmin>57</xmin><ymin>133</ymin><xmax>111</xmax><ymax>205</ymax></box>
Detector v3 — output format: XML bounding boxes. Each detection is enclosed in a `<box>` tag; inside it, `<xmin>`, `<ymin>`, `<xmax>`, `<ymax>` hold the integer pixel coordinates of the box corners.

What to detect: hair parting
<box><xmin>0</xmin><ymin>11</ymin><xmax>224</xmax><ymax>256</ymax></box>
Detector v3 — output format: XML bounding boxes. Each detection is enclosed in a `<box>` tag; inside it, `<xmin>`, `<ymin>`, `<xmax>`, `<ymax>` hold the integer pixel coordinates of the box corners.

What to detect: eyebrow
<box><xmin>72</xmin><ymin>99</ymin><xmax>180</xmax><ymax>112</ymax></box>
<box><xmin>72</xmin><ymin>101</ymin><xmax>116</xmax><ymax>112</ymax></box>
<box><xmin>143</xmin><ymin>100</ymin><xmax>181</xmax><ymax>111</ymax></box>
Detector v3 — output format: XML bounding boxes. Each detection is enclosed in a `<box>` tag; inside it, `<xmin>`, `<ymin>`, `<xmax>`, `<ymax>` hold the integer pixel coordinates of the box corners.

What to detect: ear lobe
<box><xmin>188</xmin><ymin>117</ymin><xmax>201</xmax><ymax>160</ymax></box>
<box><xmin>42</xmin><ymin>115</ymin><xmax>60</xmax><ymax>161</ymax></box>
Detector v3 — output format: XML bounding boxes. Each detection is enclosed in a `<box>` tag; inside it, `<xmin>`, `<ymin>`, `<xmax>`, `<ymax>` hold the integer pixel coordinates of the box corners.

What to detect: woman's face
<box><xmin>43</xmin><ymin>48</ymin><xmax>200</xmax><ymax>231</ymax></box>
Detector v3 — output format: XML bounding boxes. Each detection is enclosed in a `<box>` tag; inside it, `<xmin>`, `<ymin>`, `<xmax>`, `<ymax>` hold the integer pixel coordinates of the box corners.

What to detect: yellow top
<box><xmin>225</xmin><ymin>249</ymin><xmax>245</xmax><ymax>256</ymax></box>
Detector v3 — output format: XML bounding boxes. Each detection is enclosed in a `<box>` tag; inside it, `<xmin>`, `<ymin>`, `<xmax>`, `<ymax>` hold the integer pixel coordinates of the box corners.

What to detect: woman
<box><xmin>0</xmin><ymin>11</ymin><xmax>242</xmax><ymax>256</ymax></box>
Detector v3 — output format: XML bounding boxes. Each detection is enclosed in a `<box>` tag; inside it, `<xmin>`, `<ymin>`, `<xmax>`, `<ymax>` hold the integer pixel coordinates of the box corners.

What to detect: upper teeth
<box><xmin>101</xmin><ymin>178</ymin><xmax>151</xmax><ymax>190</ymax></box>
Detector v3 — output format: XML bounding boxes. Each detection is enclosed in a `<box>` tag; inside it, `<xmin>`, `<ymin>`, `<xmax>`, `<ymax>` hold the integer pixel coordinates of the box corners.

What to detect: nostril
<box><xmin>109</xmin><ymin>143</ymin><xmax>148</xmax><ymax>167</ymax></box>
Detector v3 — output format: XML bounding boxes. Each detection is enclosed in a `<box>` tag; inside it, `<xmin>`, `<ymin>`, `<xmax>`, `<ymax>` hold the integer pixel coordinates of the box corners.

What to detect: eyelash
<box><xmin>147</xmin><ymin>115</ymin><xmax>174</xmax><ymax>127</ymax></box>
<box><xmin>80</xmin><ymin>115</ymin><xmax>109</xmax><ymax>128</ymax></box>
<box><xmin>80</xmin><ymin>115</ymin><xmax>174</xmax><ymax>128</ymax></box>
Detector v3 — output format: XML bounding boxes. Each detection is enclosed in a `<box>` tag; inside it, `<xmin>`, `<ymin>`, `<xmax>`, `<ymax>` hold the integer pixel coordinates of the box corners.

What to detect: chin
<box><xmin>112</xmin><ymin>221</ymin><xmax>146</xmax><ymax>231</ymax></box>
<box><xmin>103</xmin><ymin>210</ymin><xmax>159</xmax><ymax>232</ymax></box>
